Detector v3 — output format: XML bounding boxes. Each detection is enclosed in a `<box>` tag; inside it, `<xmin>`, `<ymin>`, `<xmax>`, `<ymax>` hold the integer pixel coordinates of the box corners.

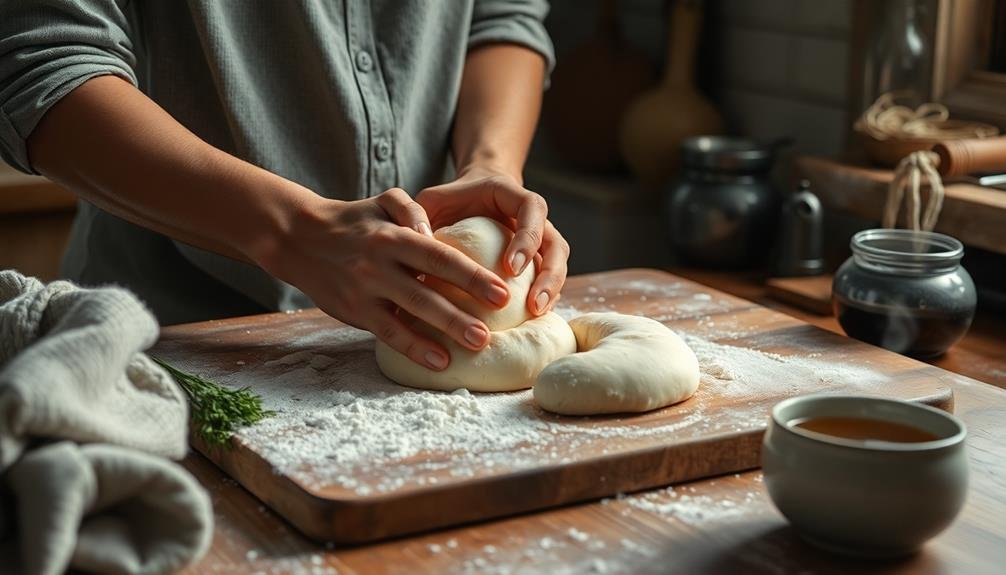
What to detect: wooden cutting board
<box><xmin>153</xmin><ymin>269</ymin><xmax>955</xmax><ymax>544</ymax></box>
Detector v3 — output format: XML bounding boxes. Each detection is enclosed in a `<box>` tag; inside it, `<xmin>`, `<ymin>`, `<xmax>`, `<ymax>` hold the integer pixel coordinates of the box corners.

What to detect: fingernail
<box><xmin>425</xmin><ymin>350</ymin><xmax>448</xmax><ymax>370</ymax></box>
<box><xmin>510</xmin><ymin>252</ymin><xmax>527</xmax><ymax>275</ymax></box>
<box><xmin>535</xmin><ymin>291</ymin><xmax>550</xmax><ymax>314</ymax></box>
<box><xmin>486</xmin><ymin>284</ymin><xmax>508</xmax><ymax>306</ymax></box>
<box><xmin>417</xmin><ymin>222</ymin><xmax>433</xmax><ymax>236</ymax></box>
<box><xmin>465</xmin><ymin>325</ymin><xmax>488</xmax><ymax>347</ymax></box>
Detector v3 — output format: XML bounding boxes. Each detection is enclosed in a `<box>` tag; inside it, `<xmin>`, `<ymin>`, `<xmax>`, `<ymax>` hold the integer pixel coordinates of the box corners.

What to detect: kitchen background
<box><xmin>527</xmin><ymin>0</ymin><xmax>857</xmax><ymax>276</ymax></box>
<box><xmin>2</xmin><ymin>0</ymin><xmax>1004</xmax><ymax>310</ymax></box>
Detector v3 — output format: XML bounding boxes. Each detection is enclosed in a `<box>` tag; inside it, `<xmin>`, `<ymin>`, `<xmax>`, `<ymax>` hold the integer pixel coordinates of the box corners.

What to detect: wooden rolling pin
<box><xmin>933</xmin><ymin>136</ymin><xmax>1006</xmax><ymax>177</ymax></box>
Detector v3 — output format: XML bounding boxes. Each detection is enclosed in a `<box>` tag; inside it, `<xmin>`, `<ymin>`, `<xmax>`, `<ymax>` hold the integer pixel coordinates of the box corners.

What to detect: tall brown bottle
<box><xmin>619</xmin><ymin>0</ymin><xmax>722</xmax><ymax>189</ymax></box>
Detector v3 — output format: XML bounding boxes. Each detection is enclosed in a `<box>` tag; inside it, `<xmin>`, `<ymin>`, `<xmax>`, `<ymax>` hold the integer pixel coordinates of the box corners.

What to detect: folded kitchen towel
<box><xmin>0</xmin><ymin>270</ymin><xmax>188</xmax><ymax>465</ymax></box>
<box><xmin>0</xmin><ymin>270</ymin><xmax>212</xmax><ymax>574</ymax></box>
<box><xmin>1</xmin><ymin>441</ymin><xmax>213</xmax><ymax>575</ymax></box>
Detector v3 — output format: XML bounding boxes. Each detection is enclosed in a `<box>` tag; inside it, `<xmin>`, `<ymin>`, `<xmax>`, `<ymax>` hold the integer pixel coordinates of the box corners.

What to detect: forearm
<box><xmin>26</xmin><ymin>75</ymin><xmax>315</xmax><ymax>266</ymax></box>
<box><xmin>428</xmin><ymin>43</ymin><xmax>566</xmax><ymax>314</ymax></box>
<box><xmin>451</xmin><ymin>44</ymin><xmax>546</xmax><ymax>183</ymax></box>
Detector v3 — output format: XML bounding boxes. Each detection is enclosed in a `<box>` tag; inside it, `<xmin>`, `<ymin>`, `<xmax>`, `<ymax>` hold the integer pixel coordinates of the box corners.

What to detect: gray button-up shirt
<box><xmin>0</xmin><ymin>0</ymin><xmax>554</xmax><ymax>324</ymax></box>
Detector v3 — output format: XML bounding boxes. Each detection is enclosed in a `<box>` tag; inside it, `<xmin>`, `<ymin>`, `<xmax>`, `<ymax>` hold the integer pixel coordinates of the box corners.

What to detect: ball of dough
<box><xmin>424</xmin><ymin>217</ymin><xmax>533</xmax><ymax>331</ymax></box>
<box><xmin>376</xmin><ymin>217</ymin><xmax>576</xmax><ymax>392</ymax></box>
<box><xmin>533</xmin><ymin>312</ymin><xmax>700</xmax><ymax>415</ymax></box>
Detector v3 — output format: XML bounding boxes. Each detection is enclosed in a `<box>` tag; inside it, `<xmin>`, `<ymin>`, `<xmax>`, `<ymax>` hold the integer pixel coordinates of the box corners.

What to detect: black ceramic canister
<box><xmin>832</xmin><ymin>229</ymin><xmax>977</xmax><ymax>358</ymax></box>
<box><xmin>666</xmin><ymin>136</ymin><xmax>781</xmax><ymax>269</ymax></box>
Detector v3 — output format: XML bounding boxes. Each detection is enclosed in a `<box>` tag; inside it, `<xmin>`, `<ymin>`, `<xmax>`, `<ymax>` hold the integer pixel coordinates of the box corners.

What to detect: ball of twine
<box><xmin>855</xmin><ymin>91</ymin><xmax>998</xmax><ymax>141</ymax></box>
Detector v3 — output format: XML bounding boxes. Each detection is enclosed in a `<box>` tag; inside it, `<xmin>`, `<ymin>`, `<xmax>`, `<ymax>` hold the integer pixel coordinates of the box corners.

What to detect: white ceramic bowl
<box><xmin>762</xmin><ymin>394</ymin><xmax>969</xmax><ymax>557</ymax></box>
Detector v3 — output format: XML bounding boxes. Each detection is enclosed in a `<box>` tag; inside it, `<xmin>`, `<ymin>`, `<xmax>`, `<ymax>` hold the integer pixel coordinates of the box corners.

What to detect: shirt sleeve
<box><xmin>0</xmin><ymin>0</ymin><xmax>138</xmax><ymax>174</ymax></box>
<box><xmin>468</xmin><ymin>0</ymin><xmax>556</xmax><ymax>80</ymax></box>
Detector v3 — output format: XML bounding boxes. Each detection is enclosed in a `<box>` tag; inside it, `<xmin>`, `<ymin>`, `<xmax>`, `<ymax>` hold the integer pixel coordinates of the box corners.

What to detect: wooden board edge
<box><xmin>195</xmin><ymin>385</ymin><xmax>951</xmax><ymax>545</ymax></box>
<box><xmin>194</xmin><ymin>437</ymin><xmax>345</xmax><ymax>542</ymax></box>
<box><xmin>765</xmin><ymin>277</ymin><xmax>835</xmax><ymax>316</ymax></box>
<box><xmin>308</xmin><ymin>430</ymin><xmax>766</xmax><ymax>545</ymax></box>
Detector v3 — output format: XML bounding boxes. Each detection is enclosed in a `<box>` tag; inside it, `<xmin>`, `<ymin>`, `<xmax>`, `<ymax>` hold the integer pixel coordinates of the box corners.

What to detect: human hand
<box><xmin>260</xmin><ymin>189</ymin><xmax>511</xmax><ymax>371</ymax></box>
<box><xmin>416</xmin><ymin>166</ymin><xmax>570</xmax><ymax>316</ymax></box>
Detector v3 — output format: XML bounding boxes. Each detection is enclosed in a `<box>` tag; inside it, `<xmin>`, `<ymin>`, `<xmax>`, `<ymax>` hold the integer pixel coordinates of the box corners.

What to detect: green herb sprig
<box><xmin>152</xmin><ymin>357</ymin><xmax>273</xmax><ymax>446</ymax></box>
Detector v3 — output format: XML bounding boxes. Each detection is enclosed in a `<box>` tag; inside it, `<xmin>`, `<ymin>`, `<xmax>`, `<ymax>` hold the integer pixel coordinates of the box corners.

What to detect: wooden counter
<box><xmin>0</xmin><ymin>168</ymin><xmax>76</xmax><ymax>281</ymax></box>
<box><xmin>179</xmin><ymin>270</ymin><xmax>1006</xmax><ymax>574</ymax></box>
<box><xmin>675</xmin><ymin>268</ymin><xmax>1006</xmax><ymax>390</ymax></box>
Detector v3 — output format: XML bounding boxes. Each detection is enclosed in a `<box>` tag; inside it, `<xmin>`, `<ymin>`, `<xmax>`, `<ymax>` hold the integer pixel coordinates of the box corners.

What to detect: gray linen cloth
<box><xmin>0</xmin><ymin>270</ymin><xmax>213</xmax><ymax>574</ymax></box>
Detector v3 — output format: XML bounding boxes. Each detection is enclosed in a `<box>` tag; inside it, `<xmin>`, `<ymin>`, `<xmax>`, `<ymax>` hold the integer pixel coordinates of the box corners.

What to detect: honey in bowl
<box><xmin>790</xmin><ymin>416</ymin><xmax>940</xmax><ymax>444</ymax></box>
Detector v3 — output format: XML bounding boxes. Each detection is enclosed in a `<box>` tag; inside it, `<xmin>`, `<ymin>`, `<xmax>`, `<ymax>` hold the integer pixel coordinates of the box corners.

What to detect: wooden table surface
<box><xmin>673</xmin><ymin>269</ymin><xmax>1006</xmax><ymax>391</ymax></box>
<box><xmin>179</xmin><ymin>270</ymin><xmax>1006</xmax><ymax>575</ymax></box>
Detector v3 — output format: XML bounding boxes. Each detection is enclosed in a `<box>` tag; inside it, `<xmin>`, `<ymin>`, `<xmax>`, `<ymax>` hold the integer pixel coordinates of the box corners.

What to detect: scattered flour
<box><xmin>217</xmin><ymin>278</ymin><xmax>894</xmax><ymax>499</ymax></box>
<box><xmin>687</xmin><ymin>334</ymin><xmax>892</xmax><ymax>403</ymax></box>
<box><xmin>241</xmin><ymin>553</ymin><xmax>338</xmax><ymax>575</ymax></box>
<box><xmin>626</xmin><ymin>490</ymin><xmax>745</xmax><ymax>524</ymax></box>
<box><xmin>235</xmin><ymin>325</ymin><xmax>713</xmax><ymax>494</ymax></box>
<box><xmin>553</xmin><ymin>305</ymin><xmax>584</xmax><ymax>321</ymax></box>
<box><xmin>566</xmin><ymin>528</ymin><xmax>589</xmax><ymax>543</ymax></box>
<box><xmin>616</xmin><ymin>479</ymin><xmax>768</xmax><ymax>532</ymax></box>
<box><xmin>620</xmin><ymin>279</ymin><xmax>688</xmax><ymax>299</ymax></box>
<box><xmin>619</xmin><ymin>538</ymin><xmax>654</xmax><ymax>556</ymax></box>
<box><xmin>430</xmin><ymin>526</ymin><xmax>653</xmax><ymax>575</ymax></box>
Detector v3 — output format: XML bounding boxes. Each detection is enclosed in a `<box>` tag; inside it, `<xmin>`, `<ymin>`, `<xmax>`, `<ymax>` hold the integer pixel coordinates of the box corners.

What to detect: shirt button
<box><xmin>374</xmin><ymin>138</ymin><xmax>392</xmax><ymax>161</ymax></box>
<box><xmin>355</xmin><ymin>50</ymin><xmax>373</xmax><ymax>73</ymax></box>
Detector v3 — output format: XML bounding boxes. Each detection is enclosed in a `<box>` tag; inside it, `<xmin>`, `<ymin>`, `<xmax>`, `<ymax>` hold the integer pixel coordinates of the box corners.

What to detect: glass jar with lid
<box><xmin>832</xmin><ymin>229</ymin><xmax>977</xmax><ymax>358</ymax></box>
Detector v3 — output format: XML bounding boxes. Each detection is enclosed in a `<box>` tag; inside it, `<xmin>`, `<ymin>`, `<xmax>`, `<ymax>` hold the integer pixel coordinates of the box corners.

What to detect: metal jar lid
<box><xmin>681</xmin><ymin>136</ymin><xmax>774</xmax><ymax>173</ymax></box>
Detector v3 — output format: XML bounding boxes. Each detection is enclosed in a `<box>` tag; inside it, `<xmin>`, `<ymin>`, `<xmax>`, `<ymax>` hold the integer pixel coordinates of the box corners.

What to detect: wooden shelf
<box><xmin>0</xmin><ymin>166</ymin><xmax>77</xmax><ymax>280</ymax></box>
<box><xmin>0</xmin><ymin>172</ymin><xmax>76</xmax><ymax>215</ymax></box>
<box><xmin>765</xmin><ymin>274</ymin><xmax>834</xmax><ymax>316</ymax></box>
<box><xmin>797</xmin><ymin>156</ymin><xmax>1006</xmax><ymax>255</ymax></box>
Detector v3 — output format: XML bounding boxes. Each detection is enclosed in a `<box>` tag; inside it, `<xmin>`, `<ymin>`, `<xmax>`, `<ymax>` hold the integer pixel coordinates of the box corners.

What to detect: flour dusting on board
<box><xmin>227</xmin><ymin>277</ymin><xmax>894</xmax><ymax>496</ymax></box>
<box><xmin>238</xmin><ymin>324</ymin><xmax>708</xmax><ymax>493</ymax></box>
<box><xmin>688</xmin><ymin>334</ymin><xmax>891</xmax><ymax>401</ymax></box>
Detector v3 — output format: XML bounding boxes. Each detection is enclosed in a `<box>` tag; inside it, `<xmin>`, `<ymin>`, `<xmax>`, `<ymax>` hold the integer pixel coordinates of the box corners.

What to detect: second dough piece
<box><xmin>534</xmin><ymin>312</ymin><xmax>700</xmax><ymax>415</ymax></box>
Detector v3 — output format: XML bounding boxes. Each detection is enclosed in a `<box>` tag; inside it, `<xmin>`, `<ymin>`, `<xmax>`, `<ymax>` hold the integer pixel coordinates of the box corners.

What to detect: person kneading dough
<box><xmin>376</xmin><ymin>218</ymin><xmax>700</xmax><ymax>415</ymax></box>
<box><xmin>376</xmin><ymin>217</ymin><xmax>576</xmax><ymax>392</ymax></box>
<box><xmin>533</xmin><ymin>313</ymin><xmax>700</xmax><ymax>415</ymax></box>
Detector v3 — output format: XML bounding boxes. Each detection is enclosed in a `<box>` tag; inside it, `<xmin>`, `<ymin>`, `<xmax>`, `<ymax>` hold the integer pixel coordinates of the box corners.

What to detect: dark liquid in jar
<box><xmin>833</xmin><ymin>294</ymin><xmax>973</xmax><ymax>358</ymax></box>
<box><xmin>791</xmin><ymin>416</ymin><xmax>939</xmax><ymax>443</ymax></box>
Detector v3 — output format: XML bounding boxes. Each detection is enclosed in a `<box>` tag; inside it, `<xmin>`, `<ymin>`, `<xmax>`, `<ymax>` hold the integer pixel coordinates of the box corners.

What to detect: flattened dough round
<box><xmin>533</xmin><ymin>312</ymin><xmax>700</xmax><ymax>415</ymax></box>
<box><xmin>375</xmin><ymin>217</ymin><xmax>576</xmax><ymax>392</ymax></box>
